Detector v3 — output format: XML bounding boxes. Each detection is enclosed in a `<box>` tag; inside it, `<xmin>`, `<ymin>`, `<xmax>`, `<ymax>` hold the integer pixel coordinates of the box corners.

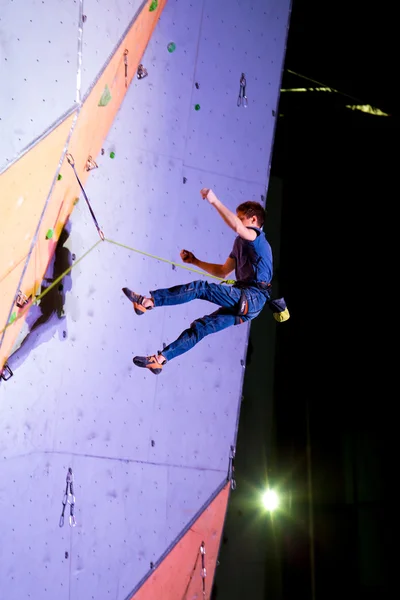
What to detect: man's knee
<box><xmin>189</xmin><ymin>316</ymin><xmax>212</xmax><ymax>341</ymax></box>
<box><xmin>190</xmin><ymin>316</ymin><xmax>206</xmax><ymax>330</ymax></box>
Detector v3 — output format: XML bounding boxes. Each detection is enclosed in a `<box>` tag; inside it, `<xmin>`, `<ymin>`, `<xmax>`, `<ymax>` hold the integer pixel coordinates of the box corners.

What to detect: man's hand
<box><xmin>180</xmin><ymin>249</ymin><xmax>196</xmax><ymax>264</ymax></box>
<box><xmin>200</xmin><ymin>188</ymin><xmax>217</xmax><ymax>204</ymax></box>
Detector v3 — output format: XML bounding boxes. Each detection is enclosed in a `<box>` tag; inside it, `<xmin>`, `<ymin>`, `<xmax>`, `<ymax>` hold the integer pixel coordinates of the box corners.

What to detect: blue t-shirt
<box><xmin>229</xmin><ymin>227</ymin><xmax>273</xmax><ymax>285</ymax></box>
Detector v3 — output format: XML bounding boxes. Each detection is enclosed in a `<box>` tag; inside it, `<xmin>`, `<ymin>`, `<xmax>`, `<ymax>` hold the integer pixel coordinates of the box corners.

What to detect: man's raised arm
<box><xmin>200</xmin><ymin>189</ymin><xmax>241</xmax><ymax>233</ymax></box>
<box><xmin>200</xmin><ymin>188</ymin><xmax>256</xmax><ymax>241</ymax></box>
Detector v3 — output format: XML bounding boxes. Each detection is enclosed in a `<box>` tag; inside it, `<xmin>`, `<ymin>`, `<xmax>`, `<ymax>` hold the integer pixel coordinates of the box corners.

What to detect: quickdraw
<box><xmin>200</xmin><ymin>542</ymin><xmax>207</xmax><ymax>598</ymax></box>
<box><xmin>237</xmin><ymin>73</ymin><xmax>248</xmax><ymax>108</ymax></box>
<box><xmin>182</xmin><ymin>542</ymin><xmax>208</xmax><ymax>599</ymax></box>
<box><xmin>228</xmin><ymin>445</ymin><xmax>236</xmax><ymax>490</ymax></box>
<box><xmin>59</xmin><ymin>467</ymin><xmax>76</xmax><ymax>528</ymax></box>
<box><xmin>66</xmin><ymin>153</ymin><xmax>105</xmax><ymax>241</ymax></box>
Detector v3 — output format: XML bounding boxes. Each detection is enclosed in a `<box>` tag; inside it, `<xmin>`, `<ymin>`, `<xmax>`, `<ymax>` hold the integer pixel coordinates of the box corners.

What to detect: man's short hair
<box><xmin>236</xmin><ymin>201</ymin><xmax>265</xmax><ymax>228</ymax></box>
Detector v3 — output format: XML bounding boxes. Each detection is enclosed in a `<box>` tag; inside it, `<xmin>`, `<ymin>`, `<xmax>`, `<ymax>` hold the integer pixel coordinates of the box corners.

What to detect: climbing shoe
<box><xmin>133</xmin><ymin>355</ymin><xmax>165</xmax><ymax>375</ymax></box>
<box><xmin>122</xmin><ymin>287</ymin><xmax>153</xmax><ymax>316</ymax></box>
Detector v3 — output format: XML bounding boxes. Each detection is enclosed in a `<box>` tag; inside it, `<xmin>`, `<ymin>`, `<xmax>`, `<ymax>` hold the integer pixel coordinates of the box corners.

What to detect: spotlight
<box><xmin>262</xmin><ymin>489</ymin><xmax>279</xmax><ymax>512</ymax></box>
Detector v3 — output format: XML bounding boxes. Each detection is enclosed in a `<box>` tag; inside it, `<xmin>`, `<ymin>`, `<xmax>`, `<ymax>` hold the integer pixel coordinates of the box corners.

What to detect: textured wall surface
<box><xmin>0</xmin><ymin>0</ymin><xmax>291</xmax><ymax>598</ymax></box>
<box><xmin>0</xmin><ymin>0</ymin><xmax>166</xmax><ymax>370</ymax></box>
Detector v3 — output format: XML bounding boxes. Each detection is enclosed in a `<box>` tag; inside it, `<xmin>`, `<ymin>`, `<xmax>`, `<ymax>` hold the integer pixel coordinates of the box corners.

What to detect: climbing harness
<box><xmin>59</xmin><ymin>467</ymin><xmax>77</xmax><ymax>528</ymax></box>
<box><xmin>66</xmin><ymin>153</ymin><xmax>105</xmax><ymax>240</ymax></box>
<box><xmin>232</xmin><ymin>281</ymin><xmax>290</xmax><ymax>323</ymax></box>
<box><xmin>231</xmin><ymin>281</ymin><xmax>270</xmax><ymax>324</ymax></box>
<box><xmin>237</xmin><ymin>73</ymin><xmax>248</xmax><ymax>107</ymax></box>
<box><xmin>228</xmin><ymin>445</ymin><xmax>236</xmax><ymax>490</ymax></box>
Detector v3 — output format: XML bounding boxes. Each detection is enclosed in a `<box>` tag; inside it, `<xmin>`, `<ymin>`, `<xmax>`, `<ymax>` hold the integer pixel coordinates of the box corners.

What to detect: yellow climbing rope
<box><xmin>0</xmin><ymin>237</ymin><xmax>235</xmax><ymax>337</ymax></box>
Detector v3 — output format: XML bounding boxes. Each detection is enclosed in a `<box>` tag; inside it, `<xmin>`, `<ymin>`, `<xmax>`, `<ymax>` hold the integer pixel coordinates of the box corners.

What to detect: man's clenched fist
<box><xmin>180</xmin><ymin>249</ymin><xmax>196</xmax><ymax>264</ymax></box>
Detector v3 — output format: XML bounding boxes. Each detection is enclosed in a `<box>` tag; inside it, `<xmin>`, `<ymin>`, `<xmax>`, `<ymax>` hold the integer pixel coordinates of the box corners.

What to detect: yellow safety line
<box><xmin>0</xmin><ymin>236</ymin><xmax>235</xmax><ymax>339</ymax></box>
<box><xmin>0</xmin><ymin>240</ymin><xmax>102</xmax><ymax>336</ymax></box>
<box><xmin>104</xmin><ymin>238</ymin><xmax>229</xmax><ymax>282</ymax></box>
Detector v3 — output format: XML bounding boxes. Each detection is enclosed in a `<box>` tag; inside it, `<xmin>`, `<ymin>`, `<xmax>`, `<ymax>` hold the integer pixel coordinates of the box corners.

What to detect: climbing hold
<box><xmin>57</xmin><ymin>174</ymin><xmax>63</xmax><ymax>181</ymax></box>
<box><xmin>167</xmin><ymin>42</ymin><xmax>176</xmax><ymax>53</ymax></box>
<box><xmin>0</xmin><ymin>364</ymin><xmax>13</xmax><ymax>381</ymax></box>
<box><xmin>46</xmin><ymin>228</ymin><xmax>54</xmax><ymax>240</ymax></box>
<box><xmin>195</xmin><ymin>82</ymin><xmax>200</xmax><ymax>89</ymax></box>
<box><xmin>195</xmin><ymin>104</ymin><xmax>201</xmax><ymax>111</ymax></box>
<box><xmin>137</xmin><ymin>64</ymin><xmax>148</xmax><ymax>79</ymax></box>
<box><xmin>101</xmin><ymin>148</ymin><xmax>105</xmax><ymax>155</ymax></box>
<box><xmin>72</xmin><ymin>253</ymin><xmax>76</xmax><ymax>261</ymax></box>
<box><xmin>183</xmin><ymin>176</ymin><xmax>187</xmax><ymax>184</ymax></box>
<box><xmin>85</xmin><ymin>156</ymin><xmax>98</xmax><ymax>172</ymax></box>
<box><xmin>16</xmin><ymin>290</ymin><xmax>29</xmax><ymax>308</ymax></box>
<box><xmin>149</xmin><ymin>0</ymin><xmax>158</xmax><ymax>11</ymax></box>
<box><xmin>73</xmin><ymin>197</ymin><xmax>79</xmax><ymax>206</ymax></box>
<box><xmin>110</xmin><ymin>151</ymin><xmax>116</xmax><ymax>159</ymax></box>
<box><xmin>82</xmin><ymin>15</ymin><xmax>87</xmax><ymax>23</ymax></box>
<box><xmin>151</xmin><ymin>440</ymin><xmax>155</xmax><ymax>447</ymax></box>
<box><xmin>98</xmin><ymin>84</ymin><xmax>112</xmax><ymax>107</ymax></box>
<box><xmin>9</xmin><ymin>312</ymin><xmax>17</xmax><ymax>325</ymax></box>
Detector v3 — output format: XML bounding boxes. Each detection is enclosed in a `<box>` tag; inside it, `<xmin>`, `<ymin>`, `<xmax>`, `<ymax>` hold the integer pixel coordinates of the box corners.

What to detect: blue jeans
<box><xmin>150</xmin><ymin>280</ymin><xmax>268</xmax><ymax>361</ymax></box>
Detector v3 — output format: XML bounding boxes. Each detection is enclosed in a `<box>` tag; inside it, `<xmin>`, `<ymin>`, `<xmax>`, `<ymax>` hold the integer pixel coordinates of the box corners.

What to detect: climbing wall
<box><xmin>0</xmin><ymin>1</ymin><xmax>292</xmax><ymax>599</ymax></box>
<box><xmin>0</xmin><ymin>0</ymin><xmax>146</xmax><ymax>171</ymax></box>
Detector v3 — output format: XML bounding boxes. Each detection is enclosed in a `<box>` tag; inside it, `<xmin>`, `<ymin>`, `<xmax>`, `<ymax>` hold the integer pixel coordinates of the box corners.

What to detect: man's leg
<box><xmin>162</xmin><ymin>308</ymin><xmax>238</xmax><ymax>361</ymax></box>
<box><xmin>123</xmin><ymin>280</ymin><xmax>242</xmax><ymax>312</ymax></box>
<box><xmin>133</xmin><ymin>307</ymin><xmax>239</xmax><ymax>373</ymax></box>
<box><xmin>152</xmin><ymin>280</ymin><xmax>242</xmax><ymax>309</ymax></box>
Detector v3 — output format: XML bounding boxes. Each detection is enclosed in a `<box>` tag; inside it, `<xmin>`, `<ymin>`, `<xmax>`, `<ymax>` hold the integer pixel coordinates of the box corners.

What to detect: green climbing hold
<box><xmin>57</xmin><ymin>174</ymin><xmax>63</xmax><ymax>181</ymax></box>
<box><xmin>110</xmin><ymin>151</ymin><xmax>115</xmax><ymax>159</ymax></box>
<box><xmin>46</xmin><ymin>228</ymin><xmax>54</xmax><ymax>240</ymax></box>
<box><xmin>149</xmin><ymin>0</ymin><xmax>158</xmax><ymax>11</ymax></box>
<box><xmin>73</xmin><ymin>197</ymin><xmax>79</xmax><ymax>206</ymax></box>
<box><xmin>195</xmin><ymin>104</ymin><xmax>201</xmax><ymax>111</ymax></box>
<box><xmin>167</xmin><ymin>42</ymin><xmax>176</xmax><ymax>53</ymax></box>
<box><xmin>9</xmin><ymin>312</ymin><xmax>16</xmax><ymax>325</ymax></box>
<box><xmin>98</xmin><ymin>84</ymin><xmax>112</xmax><ymax>107</ymax></box>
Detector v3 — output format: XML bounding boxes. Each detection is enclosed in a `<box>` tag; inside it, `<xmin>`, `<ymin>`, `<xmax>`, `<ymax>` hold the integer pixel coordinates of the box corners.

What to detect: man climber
<box><xmin>122</xmin><ymin>188</ymin><xmax>273</xmax><ymax>374</ymax></box>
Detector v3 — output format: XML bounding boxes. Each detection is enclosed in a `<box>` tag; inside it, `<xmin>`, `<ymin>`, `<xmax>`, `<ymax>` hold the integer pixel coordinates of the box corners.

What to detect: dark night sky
<box><xmin>213</xmin><ymin>3</ymin><xmax>396</xmax><ymax>599</ymax></box>
<box><xmin>271</xmin><ymin>1</ymin><xmax>396</xmax><ymax>598</ymax></box>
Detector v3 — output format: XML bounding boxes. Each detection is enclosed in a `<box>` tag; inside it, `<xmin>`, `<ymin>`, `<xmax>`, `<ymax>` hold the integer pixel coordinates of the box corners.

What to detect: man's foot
<box><xmin>133</xmin><ymin>354</ymin><xmax>166</xmax><ymax>375</ymax></box>
<box><xmin>122</xmin><ymin>287</ymin><xmax>154</xmax><ymax>316</ymax></box>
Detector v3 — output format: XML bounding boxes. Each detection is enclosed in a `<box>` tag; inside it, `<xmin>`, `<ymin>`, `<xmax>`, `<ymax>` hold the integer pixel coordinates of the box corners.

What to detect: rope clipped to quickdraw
<box><xmin>0</xmin><ymin>240</ymin><xmax>102</xmax><ymax>338</ymax></box>
<box><xmin>200</xmin><ymin>542</ymin><xmax>207</xmax><ymax>598</ymax></box>
<box><xmin>66</xmin><ymin>153</ymin><xmax>105</xmax><ymax>241</ymax></box>
<box><xmin>181</xmin><ymin>542</ymin><xmax>207</xmax><ymax>600</ymax></box>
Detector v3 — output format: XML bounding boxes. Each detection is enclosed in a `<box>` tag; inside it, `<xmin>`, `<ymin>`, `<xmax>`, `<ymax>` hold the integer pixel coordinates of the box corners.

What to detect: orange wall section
<box><xmin>130</xmin><ymin>483</ymin><xmax>231</xmax><ymax>600</ymax></box>
<box><xmin>0</xmin><ymin>0</ymin><xmax>168</xmax><ymax>371</ymax></box>
<box><xmin>0</xmin><ymin>113</ymin><xmax>78</xmax><ymax>370</ymax></box>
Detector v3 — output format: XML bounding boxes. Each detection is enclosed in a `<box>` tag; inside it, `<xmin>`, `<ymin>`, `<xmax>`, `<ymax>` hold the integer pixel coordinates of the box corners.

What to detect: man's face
<box><xmin>237</xmin><ymin>210</ymin><xmax>258</xmax><ymax>228</ymax></box>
